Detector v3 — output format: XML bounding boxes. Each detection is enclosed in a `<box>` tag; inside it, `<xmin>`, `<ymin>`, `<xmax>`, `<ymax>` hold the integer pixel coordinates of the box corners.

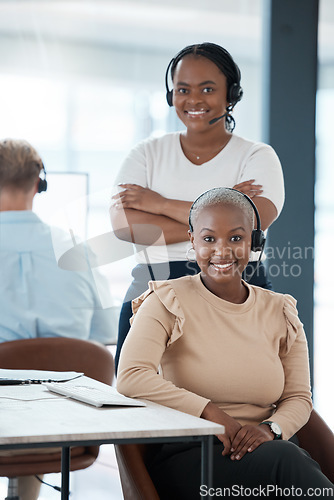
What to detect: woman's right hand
<box><xmin>201</xmin><ymin>402</ymin><xmax>242</xmax><ymax>456</ymax></box>
<box><xmin>112</xmin><ymin>184</ymin><xmax>165</xmax><ymax>214</ymax></box>
<box><xmin>233</xmin><ymin>180</ymin><xmax>263</xmax><ymax>198</ymax></box>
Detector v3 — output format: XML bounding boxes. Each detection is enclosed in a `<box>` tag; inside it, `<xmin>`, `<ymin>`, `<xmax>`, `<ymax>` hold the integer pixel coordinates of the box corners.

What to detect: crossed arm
<box><xmin>110</xmin><ymin>180</ymin><xmax>278</xmax><ymax>246</ymax></box>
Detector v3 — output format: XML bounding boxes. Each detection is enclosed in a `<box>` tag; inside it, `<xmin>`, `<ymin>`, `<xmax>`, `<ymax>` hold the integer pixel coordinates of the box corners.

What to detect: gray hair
<box><xmin>189</xmin><ymin>187</ymin><xmax>255</xmax><ymax>232</ymax></box>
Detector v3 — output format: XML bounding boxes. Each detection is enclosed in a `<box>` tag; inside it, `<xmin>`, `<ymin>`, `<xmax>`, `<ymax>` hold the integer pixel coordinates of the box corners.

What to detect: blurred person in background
<box><xmin>0</xmin><ymin>138</ymin><xmax>115</xmax><ymax>500</ymax></box>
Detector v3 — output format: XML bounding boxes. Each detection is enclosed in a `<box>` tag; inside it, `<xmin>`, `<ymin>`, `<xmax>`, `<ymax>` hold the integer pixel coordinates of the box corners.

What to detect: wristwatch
<box><xmin>260</xmin><ymin>421</ymin><xmax>282</xmax><ymax>440</ymax></box>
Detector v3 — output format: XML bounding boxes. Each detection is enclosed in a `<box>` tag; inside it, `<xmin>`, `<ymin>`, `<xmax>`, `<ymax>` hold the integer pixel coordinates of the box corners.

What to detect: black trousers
<box><xmin>115</xmin><ymin>260</ymin><xmax>272</xmax><ymax>372</ymax></box>
<box><xmin>148</xmin><ymin>439</ymin><xmax>334</xmax><ymax>499</ymax></box>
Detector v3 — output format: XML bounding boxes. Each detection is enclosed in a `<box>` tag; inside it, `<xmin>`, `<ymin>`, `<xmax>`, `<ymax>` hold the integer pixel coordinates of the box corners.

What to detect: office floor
<box><xmin>0</xmin><ymin>444</ymin><xmax>123</xmax><ymax>499</ymax></box>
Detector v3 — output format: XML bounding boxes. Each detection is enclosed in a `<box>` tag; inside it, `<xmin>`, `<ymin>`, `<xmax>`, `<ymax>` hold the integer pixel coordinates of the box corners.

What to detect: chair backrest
<box><xmin>0</xmin><ymin>337</ymin><xmax>114</xmax><ymax>384</ymax></box>
<box><xmin>296</xmin><ymin>409</ymin><xmax>334</xmax><ymax>483</ymax></box>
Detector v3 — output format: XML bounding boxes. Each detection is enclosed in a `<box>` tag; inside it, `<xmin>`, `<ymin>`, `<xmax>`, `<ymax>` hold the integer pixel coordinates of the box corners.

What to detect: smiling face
<box><xmin>189</xmin><ymin>203</ymin><xmax>252</xmax><ymax>298</ymax></box>
<box><xmin>172</xmin><ymin>54</ymin><xmax>229</xmax><ymax>131</ymax></box>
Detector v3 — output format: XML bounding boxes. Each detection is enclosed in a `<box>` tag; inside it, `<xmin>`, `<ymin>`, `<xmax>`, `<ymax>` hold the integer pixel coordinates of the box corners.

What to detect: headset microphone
<box><xmin>209</xmin><ymin>112</ymin><xmax>228</xmax><ymax>125</ymax></box>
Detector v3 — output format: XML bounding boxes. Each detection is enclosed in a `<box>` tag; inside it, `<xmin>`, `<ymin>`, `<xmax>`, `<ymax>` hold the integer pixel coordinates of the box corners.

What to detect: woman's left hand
<box><xmin>229</xmin><ymin>424</ymin><xmax>274</xmax><ymax>461</ymax></box>
<box><xmin>233</xmin><ymin>180</ymin><xmax>263</xmax><ymax>198</ymax></box>
<box><xmin>112</xmin><ymin>184</ymin><xmax>166</xmax><ymax>214</ymax></box>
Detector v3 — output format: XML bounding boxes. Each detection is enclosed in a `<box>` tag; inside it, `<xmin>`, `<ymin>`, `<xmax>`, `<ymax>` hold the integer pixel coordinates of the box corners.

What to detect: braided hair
<box><xmin>169</xmin><ymin>43</ymin><xmax>243</xmax><ymax>132</ymax></box>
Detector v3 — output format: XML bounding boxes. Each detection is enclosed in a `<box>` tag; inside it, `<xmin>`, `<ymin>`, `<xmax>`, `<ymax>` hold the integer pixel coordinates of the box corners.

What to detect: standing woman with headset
<box><xmin>111</xmin><ymin>42</ymin><xmax>284</xmax><ymax>371</ymax></box>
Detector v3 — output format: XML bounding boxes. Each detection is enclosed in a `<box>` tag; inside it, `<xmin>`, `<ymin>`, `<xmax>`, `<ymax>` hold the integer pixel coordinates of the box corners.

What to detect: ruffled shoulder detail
<box><xmin>131</xmin><ymin>280</ymin><xmax>185</xmax><ymax>346</ymax></box>
<box><xmin>281</xmin><ymin>294</ymin><xmax>304</xmax><ymax>355</ymax></box>
<box><xmin>131</xmin><ymin>287</ymin><xmax>153</xmax><ymax>317</ymax></box>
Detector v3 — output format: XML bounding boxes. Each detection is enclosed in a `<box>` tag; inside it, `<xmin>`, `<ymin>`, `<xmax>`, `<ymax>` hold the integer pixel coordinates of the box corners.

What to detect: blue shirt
<box><xmin>0</xmin><ymin>211</ymin><xmax>115</xmax><ymax>344</ymax></box>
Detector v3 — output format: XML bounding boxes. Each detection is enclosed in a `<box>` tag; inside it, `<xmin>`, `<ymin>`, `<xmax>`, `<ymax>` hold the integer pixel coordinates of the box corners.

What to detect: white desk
<box><xmin>0</xmin><ymin>378</ymin><xmax>224</xmax><ymax>499</ymax></box>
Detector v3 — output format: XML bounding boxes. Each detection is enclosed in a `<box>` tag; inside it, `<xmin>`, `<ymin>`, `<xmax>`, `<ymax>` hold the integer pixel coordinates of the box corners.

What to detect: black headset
<box><xmin>165</xmin><ymin>56</ymin><xmax>243</xmax><ymax>108</ymax></box>
<box><xmin>188</xmin><ymin>187</ymin><xmax>266</xmax><ymax>253</ymax></box>
<box><xmin>165</xmin><ymin>58</ymin><xmax>176</xmax><ymax>107</ymax></box>
<box><xmin>244</xmin><ymin>192</ymin><xmax>266</xmax><ymax>252</ymax></box>
<box><xmin>37</xmin><ymin>164</ymin><xmax>47</xmax><ymax>193</ymax></box>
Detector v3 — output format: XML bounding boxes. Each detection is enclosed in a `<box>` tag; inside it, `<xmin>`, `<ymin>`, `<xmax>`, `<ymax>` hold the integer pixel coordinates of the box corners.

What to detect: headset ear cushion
<box><xmin>38</xmin><ymin>179</ymin><xmax>47</xmax><ymax>193</ymax></box>
<box><xmin>166</xmin><ymin>90</ymin><xmax>173</xmax><ymax>107</ymax></box>
<box><xmin>227</xmin><ymin>83</ymin><xmax>243</xmax><ymax>106</ymax></box>
<box><xmin>251</xmin><ymin>229</ymin><xmax>266</xmax><ymax>252</ymax></box>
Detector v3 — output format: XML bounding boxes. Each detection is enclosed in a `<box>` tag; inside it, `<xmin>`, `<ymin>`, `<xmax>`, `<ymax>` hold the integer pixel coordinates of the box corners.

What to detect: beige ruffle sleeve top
<box><xmin>117</xmin><ymin>274</ymin><xmax>312</xmax><ymax>439</ymax></box>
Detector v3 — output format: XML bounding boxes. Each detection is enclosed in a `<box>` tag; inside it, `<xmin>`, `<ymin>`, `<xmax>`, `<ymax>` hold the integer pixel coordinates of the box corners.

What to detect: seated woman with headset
<box><xmin>117</xmin><ymin>187</ymin><xmax>333</xmax><ymax>499</ymax></box>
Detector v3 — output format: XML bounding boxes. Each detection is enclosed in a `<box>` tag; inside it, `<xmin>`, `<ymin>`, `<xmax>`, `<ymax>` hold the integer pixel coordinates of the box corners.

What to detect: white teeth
<box><xmin>187</xmin><ymin>111</ymin><xmax>206</xmax><ymax>115</ymax></box>
<box><xmin>211</xmin><ymin>263</ymin><xmax>233</xmax><ymax>269</ymax></box>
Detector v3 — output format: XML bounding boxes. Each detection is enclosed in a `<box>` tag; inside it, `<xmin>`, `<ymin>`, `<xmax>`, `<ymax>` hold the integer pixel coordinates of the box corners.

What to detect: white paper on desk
<box><xmin>0</xmin><ymin>369</ymin><xmax>84</xmax><ymax>382</ymax></box>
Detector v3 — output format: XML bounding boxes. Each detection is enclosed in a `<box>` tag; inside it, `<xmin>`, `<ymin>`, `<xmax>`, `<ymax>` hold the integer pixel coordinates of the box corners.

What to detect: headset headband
<box><xmin>188</xmin><ymin>187</ymin><xmax>265</xmax><ymax>253</ymax></box>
